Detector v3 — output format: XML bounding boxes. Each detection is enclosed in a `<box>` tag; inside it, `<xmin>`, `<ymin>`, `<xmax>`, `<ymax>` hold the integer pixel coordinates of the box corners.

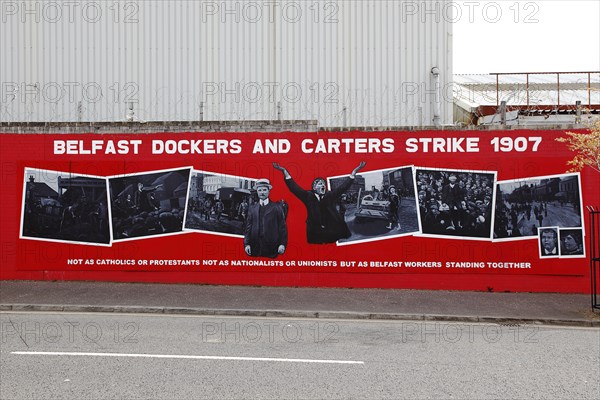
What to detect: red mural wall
<box><xmin>1</xmin><ymin>129</ymin><xmax>597</xmax><ymax>293</ymax></box>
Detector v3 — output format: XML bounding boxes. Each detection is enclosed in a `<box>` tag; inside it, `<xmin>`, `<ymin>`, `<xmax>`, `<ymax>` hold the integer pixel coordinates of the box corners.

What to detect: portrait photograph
<box><xmin>559</xmin><ymin>228</ymin><xmax>586</xmax><ymax>258</ymax></box>
<box><xmin>538</xmin><ymin>227</ymin><xmax>560</xmax><ymax>258</ymax></box>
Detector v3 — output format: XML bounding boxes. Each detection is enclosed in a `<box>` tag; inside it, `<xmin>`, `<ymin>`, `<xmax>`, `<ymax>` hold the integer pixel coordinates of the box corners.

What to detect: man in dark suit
<box><xmin>441</xmin><ymin>175</ymin><xmax>464</xmax><ymax>230</ymax></box>
<box><xmin>273</xmin><ymin>161</ymin><xmax>366</xmax><ymax>244</ymax></box>
<box><xmin>244</xmin><ymin>179</ymin><xmax>287</xmax><ymax>258</ymax></box>
<box><xmin>134</xmin><ymin>182</ymin><xmax>162</xmax><ymax>212</ymax></box>
<box><xmin>385</xmin><ymin>185</ymin><xmax>401</xmax><ymax>230</ymax></box>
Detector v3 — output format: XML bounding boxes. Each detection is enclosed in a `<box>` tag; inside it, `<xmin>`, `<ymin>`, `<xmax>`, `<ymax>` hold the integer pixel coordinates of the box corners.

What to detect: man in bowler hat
<box><xmin>244</xmin><ymin>178</ymin><xmax>288</xmax><ymax>258</ymax></box>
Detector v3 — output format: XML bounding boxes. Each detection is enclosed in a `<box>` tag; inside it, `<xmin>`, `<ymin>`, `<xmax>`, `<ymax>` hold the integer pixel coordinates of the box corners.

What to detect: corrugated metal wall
<box><xmin>1</xmin><ymin>0</ymin><xmax>453</xmax><ymax>127</ymax></box>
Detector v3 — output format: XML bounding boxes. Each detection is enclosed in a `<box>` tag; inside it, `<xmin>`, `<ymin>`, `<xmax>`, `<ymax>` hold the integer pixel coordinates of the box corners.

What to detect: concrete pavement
<box><xmin>1</xmin><ymin>280</ymin><xmax>599</xmax><ymax>327</ymax></box>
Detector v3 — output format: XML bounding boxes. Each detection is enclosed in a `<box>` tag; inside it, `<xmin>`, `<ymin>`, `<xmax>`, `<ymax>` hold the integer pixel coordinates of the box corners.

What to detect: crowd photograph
<box><xmin>415</xmin><ymin>168</ymin><xmax>497</xmax><ymax>239</ymax></box>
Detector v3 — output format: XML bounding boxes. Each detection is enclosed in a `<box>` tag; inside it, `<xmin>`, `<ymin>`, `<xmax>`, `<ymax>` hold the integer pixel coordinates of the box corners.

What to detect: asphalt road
<box><xmin>184</xmin><ymin>211</ymin><xmax>244</xmax><ymax>235</ymax></box>
<box><xmin>1</xmin><ymin>312</ymin><xmax>599</xmax><ymax>399</ymax></box>
<box><xmin>516</xmin><ymin>201</ymin><xmax>581</xmax><ymax>236</ymax></box>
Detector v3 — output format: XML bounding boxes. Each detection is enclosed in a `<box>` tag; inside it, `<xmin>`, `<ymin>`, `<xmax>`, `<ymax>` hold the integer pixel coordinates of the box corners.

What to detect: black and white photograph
<box><xmin>328</xmin><ymin>166</ymin><xmax>420</xmax><ymax>245</ymax></box>
<box><xmin>108</xmin><ymin>168</ymin><xmax>192</xmax><ymax>241</ymax></box>
<box><xmin>20</xmin><ymin>168</ymin><xmax>111</xmax><ymax>246</ymax></box>
<box><xmin>414</xmin><ymin>168</ymin><xmax>497</xmax><ymax>240</ymax></box>
<box><xmin>493</xmin><ymin>173</ymin><xmax>584</xmax><ymax>241</ymax></box>
<box><xmin>243</xmin><ymin>178</ymin><xmax>288</xmax><ymax>258</ymax></box>
<box><xmin>184</xmin><ymin>171</ymin><xmax>259</xmax><ymax>238</ymax></box>
<box><xmin>559</xmin><ymin>228</ymin><xmax>586</xmax><ymax>258</ymax></box>
<box><xmin>539</xmin><ymin>226</ymin><xmax>560</xmax><ymax>258</ymax></box>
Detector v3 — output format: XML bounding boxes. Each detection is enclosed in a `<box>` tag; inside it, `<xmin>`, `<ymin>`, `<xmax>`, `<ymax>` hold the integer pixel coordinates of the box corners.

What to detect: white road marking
<box><xmin>11</xmin><ymin>351</ymin><xmax>364</xmax><ymax>365</ymax></box>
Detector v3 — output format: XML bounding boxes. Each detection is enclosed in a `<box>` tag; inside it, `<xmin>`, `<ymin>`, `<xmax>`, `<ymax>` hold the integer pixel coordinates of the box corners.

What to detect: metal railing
<box><xmin>491</xmin><ymin>71</ymin><xmax>600</xmax><ymax>109</ymax></box>
<box><xmin>587</xmin><ymin>206</ymin><xmax>600</xmax><ymax>310</ymax></box>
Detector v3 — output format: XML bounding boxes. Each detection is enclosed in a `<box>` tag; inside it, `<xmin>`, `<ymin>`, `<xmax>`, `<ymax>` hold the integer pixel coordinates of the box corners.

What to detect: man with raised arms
<box><xmin>273</xmin><ymin>161</ymin><xmax>366</xmax><ymax>244</ymax></box>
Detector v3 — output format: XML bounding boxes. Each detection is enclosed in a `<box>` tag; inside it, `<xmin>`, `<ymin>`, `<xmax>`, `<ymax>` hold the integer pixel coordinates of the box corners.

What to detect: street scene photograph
<box><xmin>184</xmin><ymin>171</ymin><xmax>258</xmax><ymax>237</ymax></box>
<box><xmin>108</xmin><ymin>168</ymin><xmax>191</xmax><ymax>241</ymax></box>
<box><xmin>493</xmin><ymin>173</ymin><xmax>584</xmax><ymax>241</ymax></box>
<box><xmin>415</xmin><ymin>168</ymin><xmax>497</xmax><ymax>240</ymax></box>
<box><xmin>20</xmin><ymin>168</ymin><xmax>111</xmax><ymax>246</ymax></box>
<box><xmin>328</xmin><ymin>166</ymin><xmax>420</xmax><ymax>245</ymax></box>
